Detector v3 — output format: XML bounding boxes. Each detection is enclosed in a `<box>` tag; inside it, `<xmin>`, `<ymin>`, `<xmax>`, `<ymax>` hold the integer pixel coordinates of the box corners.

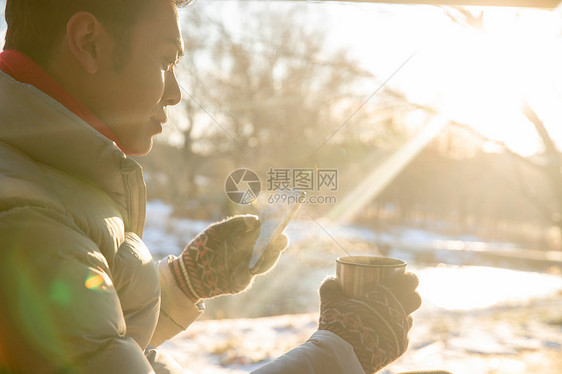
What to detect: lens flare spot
<box><xmin>85</xmin><ymin>274</ymin><xmax>103</xmax><ymax>290</ymax></box>
<box><xmin>49</xmin><ymin>280</ymin><xmax>70</xmax><ymax>306</ymax></box>
<box><xmin>84</xmin><ymin>270</ymin><xmax>112</xmax><ymax>292</ymax></box>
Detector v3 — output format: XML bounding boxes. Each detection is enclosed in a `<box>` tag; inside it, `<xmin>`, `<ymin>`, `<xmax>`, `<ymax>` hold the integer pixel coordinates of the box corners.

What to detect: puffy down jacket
<box><xmin>0</xmin><ymin>70</ymin><xmax>363</xmax><ymax>374</ymax></box>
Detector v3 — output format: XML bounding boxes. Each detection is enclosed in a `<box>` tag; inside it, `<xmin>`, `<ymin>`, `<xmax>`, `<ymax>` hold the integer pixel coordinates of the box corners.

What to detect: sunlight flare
<box><xmin>417</xmin><ymin>265</ymin><xmax>562</xmax><ymax>310</ymax></box>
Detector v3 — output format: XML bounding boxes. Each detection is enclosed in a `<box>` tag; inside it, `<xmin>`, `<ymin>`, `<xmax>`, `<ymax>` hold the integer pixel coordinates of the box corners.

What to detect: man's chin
<box><xmin>121</xmin><ymin>138</ymin><xmax>154</xmax><ymax>157</ymax></box>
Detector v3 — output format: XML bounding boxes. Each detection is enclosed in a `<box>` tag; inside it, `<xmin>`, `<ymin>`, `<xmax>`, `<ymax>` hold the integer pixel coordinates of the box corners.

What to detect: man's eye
<box><xmin>161</xmin><ymin>58</ymin><xmax>177</xmax><ymax>71</ymax></box>
<box><xmin>166</xmin><ymin>56</ymin><xmax>181</xmax><ymax>70</ymax></box>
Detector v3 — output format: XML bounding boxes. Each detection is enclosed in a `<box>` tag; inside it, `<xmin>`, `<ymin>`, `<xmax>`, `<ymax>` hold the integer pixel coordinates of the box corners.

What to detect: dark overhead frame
<box><xmin>305</xmin><ymin>0</ymin><xmax>561</xmax><ymax>8</ymax></box>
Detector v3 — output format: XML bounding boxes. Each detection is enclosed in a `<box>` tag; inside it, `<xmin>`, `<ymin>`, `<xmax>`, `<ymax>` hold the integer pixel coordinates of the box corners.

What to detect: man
<box><xmin>0</xmin><ymin>0</ymin><xmax>421</xmax><ymax>373</ymax></box>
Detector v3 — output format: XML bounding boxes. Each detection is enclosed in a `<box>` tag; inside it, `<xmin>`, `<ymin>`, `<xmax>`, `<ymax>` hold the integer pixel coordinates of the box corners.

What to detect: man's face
<box><xmin>86</xmin><ymin>1</ymin><xmax>183</xmax><ymax>156</ymax></box>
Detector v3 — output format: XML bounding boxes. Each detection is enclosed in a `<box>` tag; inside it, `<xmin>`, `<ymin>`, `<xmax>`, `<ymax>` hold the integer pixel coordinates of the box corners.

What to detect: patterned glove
<box><xmin>384</xmin><ymin>272</ymin><xmax>422</xmax><ymax>315</ymax></box>
<box><xmin>170</xmin><ymin>215</ymin><xmax>288</xmax><ymax>302</ymax></box>
<box><xmin>318</xmin><ymin>276</ymin><xmax>420</xmax><ymax>374</ymax></box>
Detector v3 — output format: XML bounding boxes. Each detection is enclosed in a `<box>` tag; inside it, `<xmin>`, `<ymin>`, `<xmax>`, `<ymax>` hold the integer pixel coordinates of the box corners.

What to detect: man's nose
<box><xmin>162</xmin><ymin>70</ymin><xmax>182</xmax><ymax>106</ymax></box>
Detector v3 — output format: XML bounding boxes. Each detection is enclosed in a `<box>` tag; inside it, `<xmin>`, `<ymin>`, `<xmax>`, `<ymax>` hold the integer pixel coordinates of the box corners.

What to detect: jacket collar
<box><xmin>0</xmin><ymin>70</ymin><xmax>146</xmax><ymax>235</ymax></box>
<box><xmin>0</xmin><ymin>49</ymin><xmax>127</xmax><ymax>153</ymax></box>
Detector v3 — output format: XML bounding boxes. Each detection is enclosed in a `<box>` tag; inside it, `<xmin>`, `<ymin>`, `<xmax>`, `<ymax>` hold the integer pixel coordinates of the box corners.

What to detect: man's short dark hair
<box><xmin>3</xmin><ymin>0</ymin><xmax>191</xmax><ymax>67</ymax></box>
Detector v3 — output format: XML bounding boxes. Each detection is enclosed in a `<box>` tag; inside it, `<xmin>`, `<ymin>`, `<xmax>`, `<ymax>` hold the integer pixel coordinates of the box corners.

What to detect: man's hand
<box><xmin>169</xmin><ymin>215</ymin><xmax>288</xmax><ymax>302</ymax></box>
<box><xmin>318</xmin><ymin>274</ymin><xmax>421</xmax><ymax>374</ymax></box>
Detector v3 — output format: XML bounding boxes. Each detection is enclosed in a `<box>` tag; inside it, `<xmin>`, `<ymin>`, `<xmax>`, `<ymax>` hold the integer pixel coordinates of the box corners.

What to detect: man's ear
<box><xmin>66</xmin><ymin>12</ymin><xmax>105</xmax><ymax>74</ymax></box>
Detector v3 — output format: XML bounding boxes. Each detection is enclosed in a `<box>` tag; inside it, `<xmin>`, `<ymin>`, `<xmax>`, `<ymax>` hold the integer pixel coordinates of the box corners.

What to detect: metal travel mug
<box><xmin>336</xmin><ymin>256</ymin><xmax>407</xmax><ymax>298</ymax></box>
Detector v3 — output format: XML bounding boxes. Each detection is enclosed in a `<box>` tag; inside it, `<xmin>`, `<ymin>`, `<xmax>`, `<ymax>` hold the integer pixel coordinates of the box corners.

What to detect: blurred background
<box><xmin>2</xmin><ymin>0</ymin><xmax>562</xmax><ymax>373</ymax></box>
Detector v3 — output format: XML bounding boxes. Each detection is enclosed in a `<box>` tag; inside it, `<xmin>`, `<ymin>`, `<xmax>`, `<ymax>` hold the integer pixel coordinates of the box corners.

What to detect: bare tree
<box><xmin>176</xmin><ymin>4</ymin><xmax>375</xmax><ymax>167</ymax></box>
<box><xmin>438</xmin><ymin>6</ymin><xmax>562</xmax><ymax>247</ymax></box>
<box><xmin>522</xmin><ymin>103</ymin><xmax>562</xmax><ymax>237</ymax></box>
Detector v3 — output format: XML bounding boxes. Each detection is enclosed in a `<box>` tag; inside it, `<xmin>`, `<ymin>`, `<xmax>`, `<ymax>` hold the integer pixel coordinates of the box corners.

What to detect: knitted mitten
<box><xmin>318</xmin><ymin>277</ymin><xmax>412</xmax><ymax>374</ymax></box>
<box><xmin>170</xmin><ymin>215</ymin><xmax>288</xmax><ymax>302</ymax></box>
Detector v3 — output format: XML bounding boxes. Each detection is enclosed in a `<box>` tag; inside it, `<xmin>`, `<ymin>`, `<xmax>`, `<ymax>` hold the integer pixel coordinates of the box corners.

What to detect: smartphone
<box><xmin>249</xmin><ymin>188</ymin><xmax>305</xmax><ymax>273</ymax></box>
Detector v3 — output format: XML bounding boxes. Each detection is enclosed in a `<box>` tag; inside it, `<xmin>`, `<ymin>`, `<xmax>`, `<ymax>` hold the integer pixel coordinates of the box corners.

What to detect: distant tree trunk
<box><xmin>523</xmin><ymin>102</ymin><xmax>562</xmax><ymax>241</ymax></box>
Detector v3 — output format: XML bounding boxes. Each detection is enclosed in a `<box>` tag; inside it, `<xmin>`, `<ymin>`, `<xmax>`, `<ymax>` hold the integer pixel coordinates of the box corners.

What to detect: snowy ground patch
<box><xmin>145</xmin><ymin>200</ymin><xmax>562</xmax><ymax>373</ymax></box>
<box><xmin>161</xmin><ymin>266</ymin><xmax>562</xmax><ymax>374</ymax></box>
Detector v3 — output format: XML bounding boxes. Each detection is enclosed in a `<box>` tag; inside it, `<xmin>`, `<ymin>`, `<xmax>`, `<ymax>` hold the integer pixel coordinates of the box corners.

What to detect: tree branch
<box><xmin>449</xmin><ymin>120</ymin><xmax>543</xmax><ymax>171</ymax></box>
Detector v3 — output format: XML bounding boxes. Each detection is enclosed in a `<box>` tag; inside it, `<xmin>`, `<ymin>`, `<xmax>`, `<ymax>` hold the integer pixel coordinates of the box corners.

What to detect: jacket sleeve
<box><xmin>149</xmin><ymin>255</ymin><xmax>204</xmax><ymax>347</ymax></box>
<box><xmin>0</xmin><ymin>206</ymin><xmax>154</xmax><ymax>373</ymax></box>
<box><xmin>251</xmin><ymin>330</ymin><xmax>365</xmax><ymax>374</ymax></box>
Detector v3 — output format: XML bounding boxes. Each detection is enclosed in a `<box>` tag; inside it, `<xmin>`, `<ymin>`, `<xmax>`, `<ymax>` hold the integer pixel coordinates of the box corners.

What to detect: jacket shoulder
<box><xmin>0</xmin><ymin>140</ymin><xmax>65</xmax><ymax>213</ymax></box>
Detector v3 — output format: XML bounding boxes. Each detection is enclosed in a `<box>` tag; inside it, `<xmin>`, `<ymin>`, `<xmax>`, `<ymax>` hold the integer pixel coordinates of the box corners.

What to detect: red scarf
<box><xmin>0</xmin><ymin>49</ymin><xmax>127</xmax><ymax>153</ymax></box>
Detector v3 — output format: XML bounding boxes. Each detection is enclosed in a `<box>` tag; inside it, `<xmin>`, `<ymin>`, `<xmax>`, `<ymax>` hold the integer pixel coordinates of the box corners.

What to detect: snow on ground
<box><xmin>144</xmin><ymin>200</ymin><xmax>211</xmax><ymax>258</ymax></box>
<box><xmin>145</xmin><ymin>201</ymin><xmax>562</xmax><ymax>374</ymax></box>
<box><xmin>160</xmin><ymin>265</ymin><xmax>562</xmax><ymax>374</ymax></box>
<box><xmin>161</xmin><ymin>314</ymin><xmax>318</xmax><ymax>374</ymax></box>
